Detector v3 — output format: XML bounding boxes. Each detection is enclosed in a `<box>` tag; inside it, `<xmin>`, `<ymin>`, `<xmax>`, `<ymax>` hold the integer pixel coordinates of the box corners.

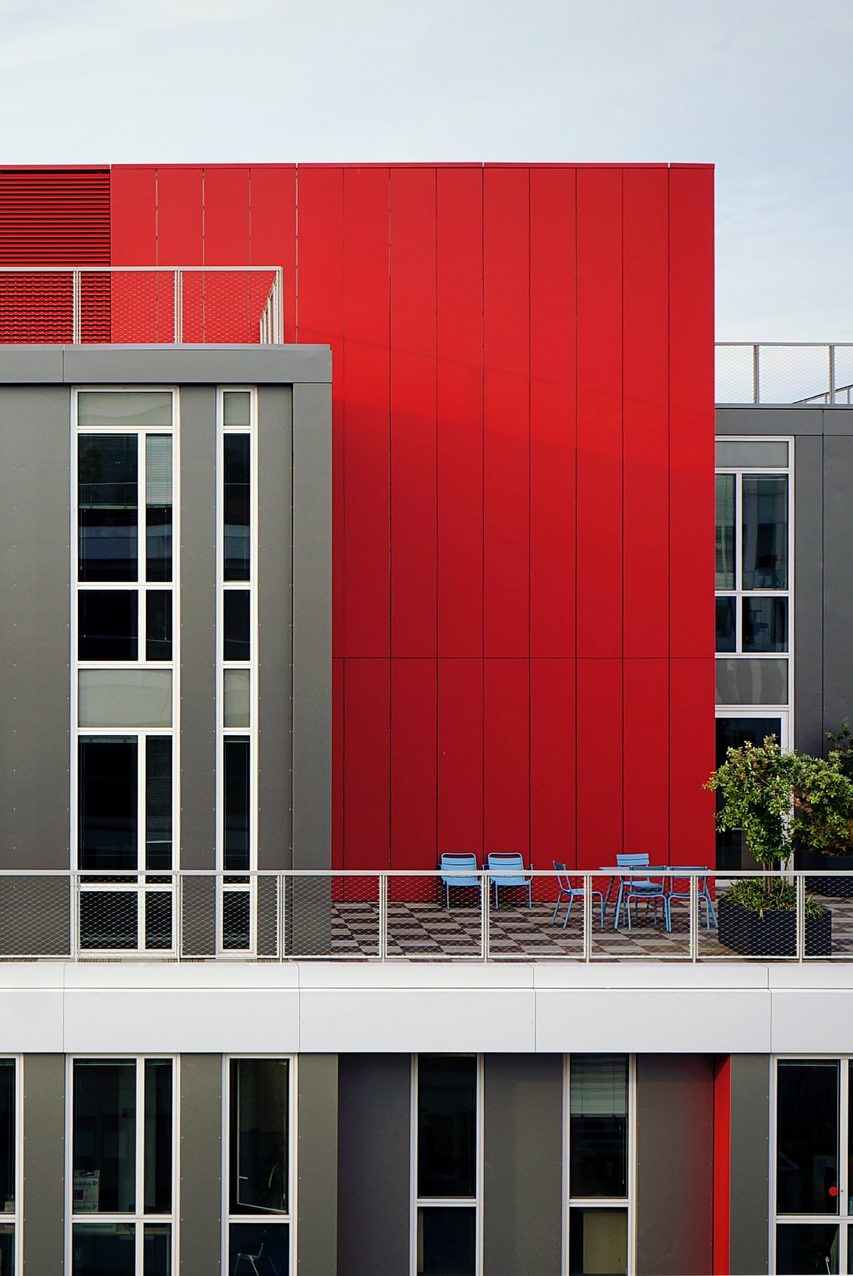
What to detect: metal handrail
<box><xmin>716</xmin><ymin>341</ymin><xmax>853</xmax><ymax>405</ymax></box>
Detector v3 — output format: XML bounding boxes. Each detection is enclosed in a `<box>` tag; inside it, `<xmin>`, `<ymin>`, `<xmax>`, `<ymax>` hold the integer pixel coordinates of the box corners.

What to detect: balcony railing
<box><xmin>716</xmin><ymin>342</ymin><xmax>853</xmax><ymax>404</ymax></box>
<box><xmin>0</xmin><ymin>868</ymin><xmax>848</xmax><ymax>962</ymax></box>
<box><xmin>0</xmin><ymin>266</ymin><xmax>284</xmax><ymax>345</ymax></box>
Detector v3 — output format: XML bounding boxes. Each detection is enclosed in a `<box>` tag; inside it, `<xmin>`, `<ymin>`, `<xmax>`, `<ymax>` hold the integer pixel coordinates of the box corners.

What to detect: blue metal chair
<box><xmin>551</xmin><ymin>862</ymin><xmax>605</xmax><ymax>929</ymax></box>
<box><xmin>666</xmin><ymin>866</ymin><xmax>718</xmax><ymax>931</ymax></box>
<box><xmin>612</xmin><ymin>853</ymin><xmax>671</xmax><ymax>932</ymax></box>
<box><xmin>487</xmin><ymin>853</ymin><xmax>532</xmax><ymax>909</ymax></box>
<box><xmin>439</xmin><ymin>853</ymin><xmax>482</xmax><ymax>909</ymax></box>
<box><xmin>610</xmin><ymin>853</ymin><xmax>650</xmax><ymax>929</ymax></box>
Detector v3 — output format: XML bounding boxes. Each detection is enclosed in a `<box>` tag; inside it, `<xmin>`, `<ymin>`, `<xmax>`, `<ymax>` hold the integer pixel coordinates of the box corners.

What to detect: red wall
<box><xmin>109</xmin><ymin>162</ymin><xmax>715</xmax><ymax>870</ymax></box>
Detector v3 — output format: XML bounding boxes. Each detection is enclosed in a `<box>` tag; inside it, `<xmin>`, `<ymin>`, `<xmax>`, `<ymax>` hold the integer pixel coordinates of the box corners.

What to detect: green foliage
<box><xmin>826</xmin><ymin>719</ymin><xmax>853</xmax><ymax>782</ymax></box>
<box><xmin>726</xmin><ymin>876</ymin><xmax>825</xmax><ymax>919</ymax></box>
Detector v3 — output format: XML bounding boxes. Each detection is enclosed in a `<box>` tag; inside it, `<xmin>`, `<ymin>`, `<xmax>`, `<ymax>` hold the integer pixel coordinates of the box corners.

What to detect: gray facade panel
<box><xmin>636</xmin><ymin>1055</ymin><xmax>714</xmax><ymax>1276</ymax></box>
<box><xmin>822</xmin><ymin>433</ymin><xmax>853</xmax><ymax>733</ymax></box>
<box><xmin>717</xmin><ymin>406</ymin><xmax>825</xmax><ymax>435</ymax></box>
<box><xmin>62</xmin><ymin>344</ymin><xmax>331</xmax><ymax>386</ymax></box>
<box><xmin>297</xmin><ymin>1055</ymin><xmax>338</xmax><ymax>1276</ymax></box>
<box><xmin>258</xmin><ymin>386</ymin><xmax>293</xmax><ymax>870</ymax></box>
<box><xmin>794</xmin><ymin>433</ymin><xmax>825</xmax><ymax>753</ymax></box>
<box><xmin>338</xmin><ymin>1054</ymin><xmax>411</xmax><ymax>1276</ymax></box>
<box><xmin>292</xmin><ymin>382</ymin><xmax>332</xmax><ymax>871</ymax></box>
<box><xmin>483</xmin><ymin>1054</ymin><xmax>563</xmax><ymax>1276</ymax></box>
<box><xmin>0</xmin><ymin>387</ymin><xmax>70</xmax><ymax>869</ymax></box>
<box><xmin>729</xmin><ymin>1054</ymin><xmax>770</xmax><ymax>1276</ymax></box>
<box><xmin>22</xmin><ymin>1054</ymin><xmax>64</xmax><ymax>1276</ymax></box>
<box><xmin>180</xmin><ymin>1054</ymin><xmax>222</xmax><ymax>1276</ymax></box>
<box><xmin>179</xmin><ymin>387</ymin><xmax>218</xmax><ymax>869</ymax></box>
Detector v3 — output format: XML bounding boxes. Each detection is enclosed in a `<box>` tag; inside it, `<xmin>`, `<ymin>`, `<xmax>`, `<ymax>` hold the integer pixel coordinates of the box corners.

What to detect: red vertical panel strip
<box><xmin>713</xmin><ymin>1056</ymin><xmax>732</xmax><ymax>1276</ymax></box>
<box><xmin>203</xmin><ymin>166</ymin><xmax>250</xmax><ymax>263</ymax></box>
<box><xmin>297</xmin><ymin>167</ymin><xmax>345</xmax><ymax>659</ymax></box>
<box><xmin>391</xmin><ymin>659</ymin><xmax>437</xmax><ymax>873</ymax></box>
<box><xmin>576</xmin><ymin>169</ymin><xmax>622</xmax><ymax>659</ymax></box>
<box><xmin>531</xmin><ymin>658</ymin><xmax>576</xmax><ymax>868</ymax></box>
<box><xmin>483</xmin><ymin>659</ymin><xmax>529</xmax><ymax>853</ymax></box>
<box><xmin>623</xmin><ymin>659</ymin><xmax>669</xmax><ymax>857</ymax></box>
<box><xmin>155</xmin><ymin>167</ymin><xmax>203</xmax><ymax>263</ymax></box>
<box><xmin>332</xmin><ymin>658</ymin><xmax>344</xmax><ymax>870</ymax></box>
<box><xmin>437</xmin><ymin>659</ymin><xmax>483</xmax><ymax>854</ymax></box>
<box><xmin>577</xmin><ymin>660</ymin><xmax>622</xmax><ymax>868</ymax></box>
<box><xmin>670</xmin><ymin>657</ymin><xmax>715</xmax><ymax>863</ymax></box>
<box><xmin>344</xmin><ymin>659</ymin><xmax>390</xmax><ymax>870</ymax></box>
<box><xmin>342</xmin><ymin>167</ymin><xmax>391</xmax><ymax>657</ymax></box>
<box><xmin>483</xmin><ymin>167</ymin><xmax>530</xmax><ymax>658</ymax></box>
<box><xmin>530</xmin><ymin>166</ymin><xmax>576</xmax><ymax>658</ymax></box>
<box><xmin>390</xmin><ymin>167</ymin><xmax>437</xmax><ymax>658</ymax></box>
<box><xmin>623</xmin><ymin>168</ymin><xmax>669</xmax><ymax>658</ymax></box>
<box><xmin>670</xmin><ymin>166</ymin><xmax>715</xmax><ymax>660</ymax></box>
<box><xmin>110</xmin><ymin>167</ymin><xmax>156</xmax><ymax>263</ymax></box>
<box><xmin>437</xmin><ymin>167</ymin><xmax>483</xmax><ymax>658</ymax></box>
<box><xmin>250</xmin><ymin>165</ymin><xmax>297</xmax><ymax>343</ymax></box>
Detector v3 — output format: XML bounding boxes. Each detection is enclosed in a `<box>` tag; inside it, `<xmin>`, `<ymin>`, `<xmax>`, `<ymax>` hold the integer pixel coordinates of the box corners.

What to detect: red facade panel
<box><xmin>102</xmin><ymin>162</ymin><xmax>715</xmax><ymax>872</ymax></box>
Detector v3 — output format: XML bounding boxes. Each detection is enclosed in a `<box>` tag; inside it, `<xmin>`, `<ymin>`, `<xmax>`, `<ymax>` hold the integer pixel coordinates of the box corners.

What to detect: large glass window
<box><xmin>74</xmin><ymin>390</ymin><xmax>178</xmax><ymax>955</ymax></box>
<box><xmin>414</xmin><ymin>1055</ymin><xmax>479</xmax><ymax>1276</ymax></box>
<box><xmin>773</xmin><ymin>1058</ymin><xmax>853</xmax><ymax>1273</ymax></box>
<box><xmin>0</xmin><ymin>1061</ymin><xmax>17</xmax><ymax>1275</ymax></box>
<box><xmin>568</xmin><ymin>1056</ymin><xmax>632</xmax><ymax>1276</ymax></box>
<box><xmin>71</xmin><ymin>1058</ymin><xmax>174</xmax><ymax>1276</ymax></box>
<box><xmin>227</xmin><ymin>1059</ymin><xmax>290</xmax><ymax>1275</ymax></box>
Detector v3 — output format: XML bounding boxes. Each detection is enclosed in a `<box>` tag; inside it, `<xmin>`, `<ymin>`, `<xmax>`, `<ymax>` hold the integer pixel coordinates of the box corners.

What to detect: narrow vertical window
<box><xmin>71</xmin><ymin>1058</ymin><xmax>175</xmax><ymax>1275</ymax></box>
<box><xmin>414</xmin><ymin>1055</ymin><xmax>479</xmax><ymax>1276</ymax></box>
<box><xmin>0</xmin><ymin>1061</ymin><xmax>17</xmax><ymax>1274</ymax></box>
<box><xmin>223</xmin><ymin>433</ymin><xmax>251</xmax><ymax>581</ymax></box>
<box><xmin>568</xmin><ymin>1055</ymin><xmax>632</xmax><ymax>1276</ymax></box>
<box><xmin>145</xmin><ymin>435</ymin><xmax>173</xmax><ymax>582</ymax></box>
<box><xmin>227</xmin><ymin>1059</ymin><xmax>291</xmax><ymax>1274</ymax></box>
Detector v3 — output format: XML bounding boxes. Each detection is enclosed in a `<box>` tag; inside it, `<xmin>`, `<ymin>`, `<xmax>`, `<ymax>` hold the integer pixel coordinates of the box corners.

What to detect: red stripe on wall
<box><xmin>670</xmin><ymin>657</ymin><xmax>715</xmax><ymax>862</ymax></box>
<box><xmin>484</xmin><ymin>658</ymin><xmax>529</xmax><ymax>853</ymax></box>
<box><xmin>110</xmin><ymin>167</ymin><xmax>155</xmax><ymax>264</ymax></box>
<box><xmin>713</xmin><ymin>1055</ymin><xmax>732</xmax><ymax>1275</ymax></box>
<box><xmin>344</xmin><ymin>659</ymin><xmax>390</xmax><ymax>870</ymax></box>
<box><xmin>623</xmin><ymin>659</ymin><xmax>669</xmax><ymax>856</ymax></box>
<box><xmin>391</xmin><ymin>659</ymin><xmax>437</xmax><ymax>873</ymax></box>
<box><xmin>531</xmin><ymin>658</ymin><xmax>576</xmax><ymax>868</ymax></box>
<box><xmin>437</xmin><ymin>658</ymin><xmax>483</xmax><ymax>855</ymax></box>
<box><xmin>249</xmin><ymin>165</ymin><xmax>297</xmax><ymax>344</ymax></box>
<box><xmin>577</xmin><ymin>659</ymin><xmax>622</xmax><ymax>867</ymax></box>
<box><xmin>155</xmin><ymin>167</ymin><xmax>203</xmax><ymax>264</ymax></box>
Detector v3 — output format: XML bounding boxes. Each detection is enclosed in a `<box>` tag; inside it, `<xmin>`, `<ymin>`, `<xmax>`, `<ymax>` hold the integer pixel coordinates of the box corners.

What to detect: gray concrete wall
<box><xmin>729</xmin><ymin>1053</ymin><xmax>770</xmax><ymax>1276</ymax></box>
<box><xmin>22</xmin><ymin>1054</ymin><xmax>65</xmax><ymax>1275</ymax></box>
<box><xmin>483</xmin><ymin>1054</ymin><xmax>563</xmax><ymax>1276</ymax></box>
<box><xmin>636</xmin><ymin>1055</ymin><xmax>714</xmax><ymax>1276</ymax></box>
<box><xmin>297</xmin><ymin>1055</ymin><xmax>338</xmax><ymax>1276</ymax></box>
<box><xmin>180</xmin><ymin>1054</ymin><xmax>222</xmax><ymax>1276</ymax></box>
<box><xmin>337</xmin><ymin>1054</ymin><xmax>411</xmax><ymax>1276</ymax></box>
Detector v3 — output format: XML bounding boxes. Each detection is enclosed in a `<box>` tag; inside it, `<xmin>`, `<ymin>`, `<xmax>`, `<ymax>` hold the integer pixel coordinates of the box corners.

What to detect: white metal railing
<box><xmin>716</xmin><ymin>342</ymin><xmax>853</xmax><ymax>405</ymax></box>
<box><xmin>0</xmin><ymin>868</ymin><xmax>850</xmax><ymax>963</ymax></box>
<box><xmin>0</xmin><ymin>266</ymin><xmax>284</xmax><ymax>344</ymax></box>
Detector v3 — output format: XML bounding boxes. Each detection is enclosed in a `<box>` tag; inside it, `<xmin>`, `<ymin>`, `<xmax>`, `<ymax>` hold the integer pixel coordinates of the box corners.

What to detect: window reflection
<box><xmin>777</xmin><ymin>1061</ymin><xmax>839</xmax><ymax>1215</ymax></box>
<box><xmin>79</xmin><ymin>435</ymin><xmax>138</xmax><ymax>582</ymax></box>
<box><xmin>715</xmin><ymin>474</ymin><xmax>735</xmax><ymax>590</ymax></box>
<box><xmin>743</xmin><ymin>597</ymin><xmax>788</xmax><ymax>653</ymax></box>
<box><xmin>418</xmin><ymin>1056</ymin><xmax>477</xmax><ymax>1200</ymax></box>
<box><xmin>570</xmin><ymin>1056</ymin><xmax>628</xmax><ymax>1199</ymax></box>
<box><xmin>742</xmin><ymin>475</ymin><xmax>788</xmax><ymax>589</ymax></box>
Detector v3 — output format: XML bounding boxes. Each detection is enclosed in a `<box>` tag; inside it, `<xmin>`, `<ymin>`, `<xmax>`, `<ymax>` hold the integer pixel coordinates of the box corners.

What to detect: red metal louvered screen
<box><xmin>0</xmin><ymin>168</ymin><xmax>110</xmax><ymax>342</ymax></box>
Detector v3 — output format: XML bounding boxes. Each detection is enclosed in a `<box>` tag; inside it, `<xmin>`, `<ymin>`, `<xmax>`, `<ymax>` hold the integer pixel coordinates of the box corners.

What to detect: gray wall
<box><xmin>729</xmin><ymin>1054</ymin><xmax>770</xmax><ymax>1276</ymax></box>
<box><xmin>636</xmin><ymin>1055</ymin><xmax>714</xmax><ymax>1276</ymax></box>
<box><xmin>337</xmin><ymin>1054</ymin><xmax>411</xmax><ymax>1276</ymax></box>
<box><xmin>482</xmin><ymin>1054</ymin><xmax>563</xmax><ymax>1275</ymax></box>
<box><xmin>22</xmin><ymin>1054</ymin><xmax>65</xmax><ymax>1275</ymax></box>
<box><xmin>297</xmin><ymin>1055</ymin><xmax>338</xmax><ymax>1276</ymax></box>
<box><xmin>179</xmin><ymin>1054</ymin><xmax>222</xmax><ymax>1276</ymax></box>
<box><xmin>717</xmin><ymin>406</ymin><xmax>853</xmax><ymax>754</ymax></box>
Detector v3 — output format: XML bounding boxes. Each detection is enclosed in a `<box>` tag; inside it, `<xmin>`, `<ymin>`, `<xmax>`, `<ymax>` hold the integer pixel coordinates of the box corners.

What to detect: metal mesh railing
<box><xmin>716</xmin><ymin>343</ymin><xmax>853</xmax><ymax>404</ymax></box>
<box><xmin>0</xmin><ymin>266</ymin><xmax>283</xmax><ymax>345</ymax></box>
<box><xmin>0</xmin><ymin>869</ymin><xmax>849</xmax><ymax>962</ymax></box>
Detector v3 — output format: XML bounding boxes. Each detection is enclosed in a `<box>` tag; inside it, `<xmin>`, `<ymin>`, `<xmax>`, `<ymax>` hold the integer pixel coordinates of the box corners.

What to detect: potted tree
<box><xmin>706</xmin><ymin>736</ymin><xmax>853</xmax><ymax>956</ymax></box>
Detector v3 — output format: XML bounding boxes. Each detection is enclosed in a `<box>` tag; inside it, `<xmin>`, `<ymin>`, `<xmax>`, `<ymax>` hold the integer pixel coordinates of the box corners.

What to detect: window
<box><xmin>225</xmin><ymin>1058</ymin><xmax>291</xmax><ymax>1276</ymax></box>
<box><xmin>218</xmin><ymin>390</ymin><xmax>257</xmax><ymax>952</ymax></box>
<box><xmin>413</xmin><ymin>1055</ymin><xmax>481</xmax><ymax>1276</ymax></box>
<box><xmin>70</xmin><ymin>1057</ymin><xmax>175</xmax><ymax>1275</ymax></box>
<box><xmin>772</xmin><ymin>1058</ymin><xmax>853</xmax><ymax>1274</ymax></box>
<box><xmin>567</xmin><ymin>1055</ymin><xmax>633</xmax><ymax>1276</ymax></box>
<box><xmin>73</xmin><ymin>390</ymin><xmax>178</xmax><ymax>953</ymax></box>
<box><xmin>0</xmin><ymin>1060</ymin><xmax>19</xmax><ymax>1274</ymax></box>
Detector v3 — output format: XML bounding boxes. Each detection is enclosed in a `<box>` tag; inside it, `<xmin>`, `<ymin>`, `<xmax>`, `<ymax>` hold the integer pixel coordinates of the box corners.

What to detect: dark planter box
<box><xmin>718</xmin><ymin>894</ymin><xmax>832</xmax><ymax>957</ymax></box>
<box><xmin>795</xmin><ymin>846</ymin><xmax>853</xmax><ymax>898</ymax></box>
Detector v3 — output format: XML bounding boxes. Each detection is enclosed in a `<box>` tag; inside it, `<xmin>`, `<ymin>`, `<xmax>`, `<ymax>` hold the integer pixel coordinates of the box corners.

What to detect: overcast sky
<box><xmin>0</xmin><ymin>0</ymin><xmax>849</xmax><ymax>340</ymax></box>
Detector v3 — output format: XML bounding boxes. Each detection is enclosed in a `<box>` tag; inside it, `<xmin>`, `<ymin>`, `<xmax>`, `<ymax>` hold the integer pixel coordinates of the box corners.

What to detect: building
<box><xmin>0</xmin><ymin>163</ymin><xmax>847</xmax><ymax>1276</ymax></box>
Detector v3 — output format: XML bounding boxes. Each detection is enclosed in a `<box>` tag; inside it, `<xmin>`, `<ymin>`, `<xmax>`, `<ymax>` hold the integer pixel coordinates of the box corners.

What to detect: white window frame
<box><xmin>216</xmin><ymin>388</ymin><xmax>259</xmax><ymax>954</ymax></box>
<box><xmin>771</xmin><ymin>1054</ymin><xmax>852</xmax><ymax>1275</ymax></box>
<box><xmin>410</xmin><ymin>1054</ymin><xmax>484</xmax><ymax>1276</ymax></box>
<box><xmin>65</xmin><ymin>1054</ymin><xmax>179</xmax><ymax>1275</ymax></box>
<box><xmin>563</xmin><ymin>1054</ymin><xmax>636</xmax><ymax>1276</ymax></box>
<box><xmin>71</xmin><ymin>388</ymin><xmax>181</xmax><ymax>954</ymax></box>
<box><xmin>0</xmin><ymin>1057</ymin><xmax>22</xmax><ymax>1275</ymax></box>
<box><xmin>715</xmin><ymin>435</ymin><xmax>794</xmax><ymax>732</ymax></box>
<box><xmin>222</xmin><ymin>1054</ymin><xmax>296</xmax><ymax>1276</ymax></box>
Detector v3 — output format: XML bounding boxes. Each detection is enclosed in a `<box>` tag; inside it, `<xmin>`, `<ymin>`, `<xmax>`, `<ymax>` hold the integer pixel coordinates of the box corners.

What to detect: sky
<box><xmin>0</xmin><ymin>0</ymin><xmax>850</xmax><ymax>340</ymax></box>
